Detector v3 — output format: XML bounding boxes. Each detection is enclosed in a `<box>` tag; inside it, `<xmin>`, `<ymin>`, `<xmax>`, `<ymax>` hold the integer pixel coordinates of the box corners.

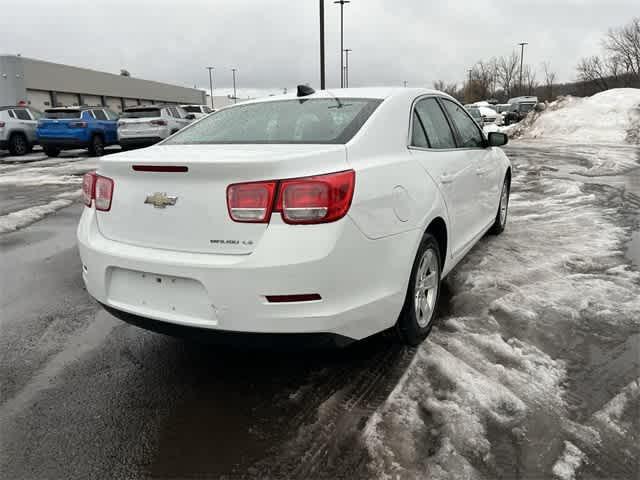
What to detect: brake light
<box><xmin>150</xmin><ymin>119</ymin><xmax>167</xmax><ymax>126</ymax></box>
<box><xmin>69</xmin><ymin>121</ymin><xmax>88</xmax><ymax>128</ymax></box>
<box><xmin>227</xmin><ymin>170</ymin><xmax>355</xmax><ymax>224</ymax></box>
<box><xmin>82</xmin><ymin>172</ymin><xmax>97</xmax><ymax>206</ymax></box>
<box><xmin>276</xmin><ymin>170</ymin><xmax>355</xmax><ymax>224</ymax></box>
<box><xmin>81</xmin><ymin>172</ymin><xmax>114</xmax><ymax>211</ymax></box>
<box><xmin>118</xmin><ymin>121</ymin><xmax>125</xmax><ymax>127</ymax></box>
<box><xmin>227</xmin><ymin>181</ymin><xmax>277</xmax><ymax>223</ymax></box>
<box><xmin>0</xmin><ymin>121</ymin><xmax>5</xmax><ymax>128</ymax></box>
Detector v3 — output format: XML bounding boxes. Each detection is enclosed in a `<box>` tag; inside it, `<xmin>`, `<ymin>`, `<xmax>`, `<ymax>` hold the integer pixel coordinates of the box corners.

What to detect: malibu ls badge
<box><xmin>144</xmin><ymin>192</ymin><xmax>178</xmax><ymax>209</ymax></box>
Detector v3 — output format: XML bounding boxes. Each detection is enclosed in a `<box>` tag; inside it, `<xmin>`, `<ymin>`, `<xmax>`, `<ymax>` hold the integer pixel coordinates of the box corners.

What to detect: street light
<box><xmin>518</xmin><ymin>42</ymin><xmax>528</xmax><ymax>95</ymax></box>
<box><xmin>206</xmin><ymin>66</ymin><xmax>215</xmax><ymax>109</ymax></box>
<box><xmin>334</xmin><ymin>0</ymin><xmax>350</xmax><ymax>88</ymax></box>
<box><xmin>232</xmin><ymin>68</ymin><xmax>237</xmax><ymax>104</ymax></box>
<box><xmin>343</xmin><ymin>48</ymin><xmax>352</xmax><ymax>87</ymax></box>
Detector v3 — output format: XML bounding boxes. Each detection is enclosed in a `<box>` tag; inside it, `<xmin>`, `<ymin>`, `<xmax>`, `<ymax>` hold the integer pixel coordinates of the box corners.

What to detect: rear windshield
<box><xmin>43</xmin><ymin>110</ymin><xmax>81</xmax><ymax>119</ymax></box>
<box><xmin>164</xmin><ymin>98</ymin><xmax>382</xmax><ymax>145</ymax></box>
<box><xmin>519</xmin><ymin>103</ymin><xmax>535</xmax><ymax>112</ymax></box>
<box><xmin>182</xmin><ymin>106</ymin><xmax>202</xmax><ymax>113</ymax></box>
<box><xmin>121</xmin><ymin>108</ymin><xmax>161</xmax><ymax>118</ymax></box>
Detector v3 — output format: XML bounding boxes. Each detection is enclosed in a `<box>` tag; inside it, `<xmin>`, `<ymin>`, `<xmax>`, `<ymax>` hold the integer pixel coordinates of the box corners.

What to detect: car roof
<box><xmin>0</xmin><ymin>105</ymin><xmax>30</xmax><ymax>111</ymax></box>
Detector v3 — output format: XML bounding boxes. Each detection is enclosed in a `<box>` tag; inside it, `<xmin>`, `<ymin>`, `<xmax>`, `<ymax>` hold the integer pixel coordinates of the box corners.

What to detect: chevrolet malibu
<box><xmin>78</xmin><ymin>87</ymin><xmax>511</xmax><ymax>346</ymax></box>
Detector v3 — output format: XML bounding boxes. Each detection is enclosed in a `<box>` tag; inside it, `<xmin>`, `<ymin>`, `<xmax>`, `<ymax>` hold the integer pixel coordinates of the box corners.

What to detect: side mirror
<box><xmin>185</xmin><ymin>113</ymin><xmax>196</xmax><ymax>120</ymax></box>
<box><xmin>487</xmin><ymin>131</ymin><xmax>508</xmax><ymax>147</ymax></box>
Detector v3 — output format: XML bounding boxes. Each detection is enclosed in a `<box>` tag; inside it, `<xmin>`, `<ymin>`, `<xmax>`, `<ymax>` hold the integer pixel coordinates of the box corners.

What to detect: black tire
<box><xmin>489</xmin><ymin>176</ymin><xmax>510</xmax><ymax>235</ymax></box>
<box><xmin>88</xmin><ymin>135</ymin><xmax>105</xmax><ymax>157</ymax></box>
<box><xmin>8</xmin><ymin>133</ymin><xmax>28</xmax><ymax>156</ymax></box>
<box><xmin>395</xmin><ymin>233</ymin><xmax>442</xmax><ymax>346</ymax></box>
<box><xmin>43</xmin><ymin>146</ymin><xmax>60</xmax><ymax>157</ymax></box>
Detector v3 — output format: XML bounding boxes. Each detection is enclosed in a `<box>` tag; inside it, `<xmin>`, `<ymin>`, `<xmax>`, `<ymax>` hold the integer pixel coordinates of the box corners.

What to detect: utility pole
<box><xmin>319</xmin><ymin>0</ymin><xmax>325</xmax><ymax>89</ymax></box>
<box><xmin>232</xmin><ymin>68</ymin><xmax>237</xmax><ymax>103</ymax></box>
<box><xmin>403</xmin><ymin>80</ymin><xmax>408</xmax><ymax>87</ymax></box>
<box><xmin>518</xmin><ymin>42</ymin><xmax>528</xmax><ymax>95</ymax></box>
<box><xmin>206</xmin><ymin>66</ymin><xmax>215</xmax><ymax>109</ymax></box>
<box><xmin>334</xmin><ymin>0</ymin><xmax>350</xmax><ymax>88</ymax></box>
<box><xmin>344</xmin><ymin>48</ymin><xmax>352</xmax><ymax>87</ymax></box>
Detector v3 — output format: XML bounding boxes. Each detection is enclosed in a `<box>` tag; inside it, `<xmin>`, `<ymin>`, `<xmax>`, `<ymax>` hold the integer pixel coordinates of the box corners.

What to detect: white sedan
<box><xmin>78</xmin><ymin>87</ymin><xmax>511</xmax><ymax>346</ymax></box>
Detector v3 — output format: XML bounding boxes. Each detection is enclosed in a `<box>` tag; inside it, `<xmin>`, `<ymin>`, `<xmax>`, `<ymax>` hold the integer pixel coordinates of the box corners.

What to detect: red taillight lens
<box><xmin>276</xmin><ymin>170</ymin><xmax>355</xmax><ymax>224</ymax></box>
<box><xmin>82</xmin><ymin>171</ymin><xmax>97</xmax><ymax>206</ymax></box>
<box><xmin>69</xmin><ymin>121</ymin><xmax>88</xmax><ymax>128</ymax></box>
<box><xmin>0</xmin><ymin>121</ymin><xmax>5</xmax><ymax>128</ymax></box>
<box><xmin>95</xmin><ymin>175</ymin><xmax>114</xmax><ymax>211</ymax></box>
<box><xmin>227</xmin><ymin>170</ymin><xmax>355</xmax><ymax>225</ymax></box>
<box><xmin>227</xmin><ymin>181</ymin><xmax>277</xmax><ymax>223</ymax></box>
<box><xmin>150</xmin><ymin>119</ymin><xmax>167</xmax><ymax>126</ymax></box>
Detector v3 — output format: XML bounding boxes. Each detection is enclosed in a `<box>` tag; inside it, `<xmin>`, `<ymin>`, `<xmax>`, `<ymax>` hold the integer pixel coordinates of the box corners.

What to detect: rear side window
<box><xmin>441</xmin><ymin>99</ymin><xmax>484</xmax><ymax>148</ymax></box>
<box><xmin>182</xmin><ymin>106</ymin><xmax>202</xmax><ymax>113</ymax></box>
<box><xmin>414</xmin><ymin>98</ymin><xmax>457</xmax><ymax>149</ymax></box>
<box><xmin>411</xmin><ymin>112</ymin><xmax>429</xmax><ymax>148</ymax></box>
<box><xmin>92</xmin><ymin>110</ymin><xmax>107</xmax><ymax>120</ymax></box>
<box><xmin>164</xmin><ymin>98</ymin><xmax>381</xmax><ymax>145</ymax></box>
<box><xmin>13</xmin><ymin>109</ymin><xmax>32</xmax><ymax>120</ymax></box>
<box><xmin>43</xmin><ymin>109</ymin><xmax>81</xmax><ymax>119</ymax></box>
<box><xmin>105</xmin><ymin>110</ymin><xmax>119</xmax><ymax>120</ymax></box>
<box><xmin>8</xmin><ymin>110</ymin><xmax>15</xmax><ymax>119</ymax></box>
<box><xmin>120</xmin><ymin>108</ymin><xmax>161</xmax><ymax>118</ymax></box>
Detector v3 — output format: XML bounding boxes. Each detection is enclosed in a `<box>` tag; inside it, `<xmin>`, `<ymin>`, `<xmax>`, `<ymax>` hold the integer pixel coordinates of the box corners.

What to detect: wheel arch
<box><xmin>424</xmin><ymin>217</ymin><xmax>448</xmax><ymax>271</ymax></box>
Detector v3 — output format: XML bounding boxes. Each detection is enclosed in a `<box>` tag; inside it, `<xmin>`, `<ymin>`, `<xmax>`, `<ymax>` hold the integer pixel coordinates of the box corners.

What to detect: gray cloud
<box><xmin>1</xmin><ymin>0</ymin><xmax>636</xmax><ymax>94</ymax></box>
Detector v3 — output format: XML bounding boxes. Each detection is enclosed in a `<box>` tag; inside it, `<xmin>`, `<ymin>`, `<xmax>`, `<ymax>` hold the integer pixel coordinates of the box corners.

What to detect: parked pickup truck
<box><xmin>0</xmin><ymin>105</ymin><xmax>41</xmax><ymax>156</ymax></box>
<box><xmin>37</xmin><ymin>107</ymin><xmax>119</xmax><ymax>157</ymax></box>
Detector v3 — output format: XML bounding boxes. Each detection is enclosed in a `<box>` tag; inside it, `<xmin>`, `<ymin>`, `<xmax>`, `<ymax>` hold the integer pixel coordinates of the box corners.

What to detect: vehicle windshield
<box><xmin>164</xmin><ymin>98</ymin><xmax>382</xmax><ymax>145</ymax></box>
<box><xmin>43</xmin><ymin>109</ymin><xmax>81</xmax><ymax>119</ymax></box>
<box><xmin>121</xmin><ymin>108</ymin><xmax>161</xmax><ymax>118</ymax></box>
<box><xmin>466</xmin><ymin>107</ymin><xmax>481</xmax><ymax>119</ymax></box>
<box><xmin>182</xmin><ymin>106</ymin><xmax>202</xmax><ymax>113</ymax></box>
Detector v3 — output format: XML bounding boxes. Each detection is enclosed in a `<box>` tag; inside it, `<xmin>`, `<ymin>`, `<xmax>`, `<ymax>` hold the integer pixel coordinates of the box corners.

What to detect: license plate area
<box><xmin>107</xmin><ymin>268</ymin><xmax>215</xmax><ymax>323</ymax></box>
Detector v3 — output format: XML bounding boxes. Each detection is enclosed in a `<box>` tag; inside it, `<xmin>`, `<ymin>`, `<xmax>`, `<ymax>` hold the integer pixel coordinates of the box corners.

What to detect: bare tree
<box><xmin>522</xmin><ymin>65</ymin><xmax>538</xmax><ymax>95</ymax></box>
<box><xmin>603</xmin><ymin>17</ymin><xmax>640</xmax><ymax>80</ymax></box>
<box><xmin>542</xmin><ymin>61</ymin><xmax>557</xmax><ymax>100</ymax></box>
<box><xmin>577</xmin><ymin>55</ymin><xmax>612</xmax><ymax>90</ymax></box>
<box><xmin>433</xmin><ymin>80</ymin><xmax>462</xmax><ymax>100</ymax></box>
<box><xmin>497</xmin><ymin>52</ymin><xmax>519</xmax><ymax>99</ymax></box>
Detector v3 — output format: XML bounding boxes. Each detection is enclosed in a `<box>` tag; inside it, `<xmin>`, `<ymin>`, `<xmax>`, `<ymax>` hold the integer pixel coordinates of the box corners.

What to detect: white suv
<box><xmin>0</xmin><ymin>106</ymin><xmax>41</xmax><ymax>156</ymax></box>
<box><xmin>117</xmin><ymin>105</ymin><xmax>193</xmax><ymax>150</ymax></box>
<box><xmin>180</xmin><ymin>105</ymin><xmax>213</xmax><ymax>119</ymax></box>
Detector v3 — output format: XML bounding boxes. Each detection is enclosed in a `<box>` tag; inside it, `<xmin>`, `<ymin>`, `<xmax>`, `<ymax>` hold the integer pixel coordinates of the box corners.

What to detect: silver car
<box><xmin>0</xmin><ymin>106</ymin><xmax>41</xmax><ymax>155</ymax></box>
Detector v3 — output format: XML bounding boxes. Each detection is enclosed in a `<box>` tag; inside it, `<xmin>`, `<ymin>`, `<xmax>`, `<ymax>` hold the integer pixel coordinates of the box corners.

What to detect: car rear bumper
<box><xmin>77</xmin><ymin>207</ymin><xmax>418</xmax><ymax>341</ymax></box>
<box><xmin>39</xmin><ymin>138</ymin><xmax>89</xmax><ymax>149</ymax></box>
<box><xmin>119</xmin><ymin>137</ymin><xmax>163</xmax><ymax>148</ymax></box>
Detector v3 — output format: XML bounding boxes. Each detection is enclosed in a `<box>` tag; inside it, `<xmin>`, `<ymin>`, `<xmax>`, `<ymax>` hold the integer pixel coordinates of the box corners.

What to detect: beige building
<box><xmin>0</xmin><ymin>55</ymin><xmax>206</xmax><ymax>112</ymax></box>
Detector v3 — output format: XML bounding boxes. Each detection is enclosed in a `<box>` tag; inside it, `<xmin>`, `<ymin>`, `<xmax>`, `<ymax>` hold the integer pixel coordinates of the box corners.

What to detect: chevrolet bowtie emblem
<box><xmin>144</xmin><ymin>192</ymin><xmax>178</xmax><ymax>208</ymax></box>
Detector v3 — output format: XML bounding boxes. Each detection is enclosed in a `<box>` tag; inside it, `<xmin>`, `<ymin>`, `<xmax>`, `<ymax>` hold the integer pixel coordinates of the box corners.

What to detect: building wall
<box><xmin>0</xmin><ymin>56</ymin><xmax>26</xmax><ymax>106</ymax></box>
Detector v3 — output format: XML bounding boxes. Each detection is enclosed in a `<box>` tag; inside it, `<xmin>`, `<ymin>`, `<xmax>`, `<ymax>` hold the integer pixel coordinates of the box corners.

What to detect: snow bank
<box><xmin>511</xmin><ymin>88</ymin><xmax>640</xmax><ymax>144</ymax></box>
<box><xmin>552</xmin><ymin>442</ymin><xmax>586</xmax><ymax>480</ymax></box>
<box><xmin>0</xmin><ymin>198</ymin><xmax>75</xmax><ymax>233</ymax></box>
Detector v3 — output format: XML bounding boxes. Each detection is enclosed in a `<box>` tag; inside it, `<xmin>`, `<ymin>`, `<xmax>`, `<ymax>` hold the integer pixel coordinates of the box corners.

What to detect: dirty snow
<box><xmin>552</xmin><ymin>441</ymin><xmax>586</xmax><ymax>480</ymax></box>
<box><xmin>0</xmin><ymin>198</ymin><xmax>76</xmax><ymax>233</ymax></box>
<box><xmin>510</xmin><ymin>88</ymin><xmax>640</xmax><ymax>144</ymax></box>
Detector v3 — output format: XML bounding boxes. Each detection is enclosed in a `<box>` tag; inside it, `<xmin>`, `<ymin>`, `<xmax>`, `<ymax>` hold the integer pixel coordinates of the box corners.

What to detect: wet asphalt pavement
<box><xmin>0</xmin><ymin>143</ymin><xmax>639</xmax><ymax>479</ymax></box>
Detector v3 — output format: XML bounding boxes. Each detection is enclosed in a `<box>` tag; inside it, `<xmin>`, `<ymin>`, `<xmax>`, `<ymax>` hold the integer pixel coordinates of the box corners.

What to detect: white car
<box><xmin>117</xmin><ymin>105</ymin><xmax>193</xmax><ymax>149</ymax></box>
<box><xmin>478</xmin><ymin>106</ymin><xmax>499</xmax><ymax>125</ymax></box>
<box><xmin>78</xmin><ymin>87</ymin><xmax>511</xmax><ymax>346</ymax></box>
<box><xmin>0</xmin><ymin>105</ymin><xmax>40</xmax><ymax>155</ymax></box>
<box><xmin>180</xmin><ymin>104</ymin><xmax>214</xmax><ymax>119</ymax></box>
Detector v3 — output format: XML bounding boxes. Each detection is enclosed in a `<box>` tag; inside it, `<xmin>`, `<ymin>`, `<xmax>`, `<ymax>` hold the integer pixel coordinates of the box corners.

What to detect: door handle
<box><xmin>440</xmin><ymin>173</ymin><xmax>456</xmax><ymax>184</ymax></box>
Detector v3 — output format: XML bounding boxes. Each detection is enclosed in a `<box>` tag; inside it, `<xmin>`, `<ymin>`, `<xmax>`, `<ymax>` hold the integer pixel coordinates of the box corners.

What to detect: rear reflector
<box><xmin>227</xmin><ymin>181</ymin><xmax>277</xmax><ymax>223</ymax></box>
<box><xmin>82</xmin><ymin>171</ymin><xmax>97</xmax><ymax>206</ymax></box>
<box><xmin>69</xmin><ymin>121</ymin><xmax>88</xmax><ymax>128</ymax></box>
<box><xmin>265</xmin><ymin>294</ymin><xmax>322</xmax><ymax>303</ymax></box>
<box><xmin>132</xmin><ymin>165</ymin><xmax>189</xmax><ymax>173</ymax></box>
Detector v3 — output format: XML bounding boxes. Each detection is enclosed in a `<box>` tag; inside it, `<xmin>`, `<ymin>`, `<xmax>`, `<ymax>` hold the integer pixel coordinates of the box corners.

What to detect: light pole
<box><xmin>334</xmin><ymin>0</ymin><xmax>350</xmax><ymax>88</ymax></box>
<box><xmin>518</xmin><ymin>42</ymin><xmax>528</xmax><ymax>95</ymax></box>
<box><xmin>232</xmin><ymin>68</ymin><xmax>237</xmax><ymax>103</ymax></box>
<box><xmin>403</xmin><ymin>80</ymin><xmax>408</xmax><ymax>87</ymax></box>
<box><xmin>344</xmin><ymin>48</ymin><xmax>352</xmax><ymax>87</ymax></box>
<box><xmin>319</xmin><ymin>0</ymin><xmax>325</xmax><ymax>89</ymax></box>
<box><xmin>206</xmin><ymin>66</ymin><xmax>215</xmax><ymax>109</ymax></box>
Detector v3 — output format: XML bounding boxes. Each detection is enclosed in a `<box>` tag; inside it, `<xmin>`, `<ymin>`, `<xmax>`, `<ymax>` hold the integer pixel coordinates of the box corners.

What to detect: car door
<box><xmin>91</xmin><ymin>109</ymin><xmax>114</xmax><ymax>144</ymax></box>
<box><xmin>408</xmin><ymin>96</ymin><xmax>479</xmax><ymax>258</ymax></box>
<box><xmin>440</xmin><ymin>98</ymin><xmax>499</xmax><ymax>237</ymax></box>
<box><xmin>12</xmin><ymin>108</ymin><xmax>38</xmax><ymax>143</ymax></box>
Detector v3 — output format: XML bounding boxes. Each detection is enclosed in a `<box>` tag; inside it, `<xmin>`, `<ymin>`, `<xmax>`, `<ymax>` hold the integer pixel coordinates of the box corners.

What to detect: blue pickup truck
<box><xmin>37</xmin><ymin>107</ymin><xmax>119</xmax><ymax>157</ymax></box>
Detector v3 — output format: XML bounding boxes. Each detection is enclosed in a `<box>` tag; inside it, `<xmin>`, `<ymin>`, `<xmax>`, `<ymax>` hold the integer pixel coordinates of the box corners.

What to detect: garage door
<box><xmin>105</xmin><ymin>96</ymin><xmax>122</xmax><ymax>112</ymax></box>
<box><xmin>82</xmin><ymin>95</ymin><xmax>102</xmax><ymax>107</ymax></box>
<box><xmin>26</xmin><ymin>89</ymin><xmax>52</xmax><ymax>111</ymax></box>
<box><xmin>124</xmin><ymin>98</ymin><xmax>139</xmax><ymax>107</ymax></box>
<box><xmin>56</xmin><ymin>92</ymin><xmax>80</xmax><ymax>107</ymax></box>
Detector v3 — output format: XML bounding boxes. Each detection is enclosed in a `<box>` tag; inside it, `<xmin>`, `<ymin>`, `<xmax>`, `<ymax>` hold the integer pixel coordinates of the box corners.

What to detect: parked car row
<box><xmin>0</xmin><ymin>104</ymin><xmax>211</xmax><ymax>156</ymax></box>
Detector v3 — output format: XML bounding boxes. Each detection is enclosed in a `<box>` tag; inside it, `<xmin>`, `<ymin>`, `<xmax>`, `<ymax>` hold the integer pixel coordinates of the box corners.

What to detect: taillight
<box><xmin>69</xmin><ymin>121</ymin><xmax>88</xmax><ymax>128</ymax></box>
<box><xmin>118</xmin><ymin>121</ymin><xmax>125</xmax><ymax>127</ymax></box>
<box><xmin>276</xmin><ymin>170</ymin><xmax>355</xmax><ymax>224</ymax></box>
<box><xmin>81</xmin><ymin>172</ymin><xmax>114</xmax><ymax>211</ymax></box>
<box><xmin>95</xmin><ymin>176</ymin><xmax>114</xmax><ymax>211</ymax></box>
<box><xmin>227</xmin><ymin>170</ymin><xmax>355</xmax><ymax>224</ymax></box>
<box><xmin>150</xmin><ymin>119</ymin><xmax>167</xmax><ymax>126</ymax></box>
<box><xmin>227</xmin><ymin>181</ymin><xmax>277</xmax><ymax>223</ymax></box>
<box><xmin>0</xmin><ymin>121</ymin><xmax>5</xmax><ymax>128</ymax></box>
<box><xmin>82</xmin><ymin>172</ymin><xmax>97</xmax><ymax>206</ymax></box>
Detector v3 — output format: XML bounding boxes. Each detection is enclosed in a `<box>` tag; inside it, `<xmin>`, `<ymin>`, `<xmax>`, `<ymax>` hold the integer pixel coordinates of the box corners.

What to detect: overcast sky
<box><xmin>1</xmin><ymin>0</ymin><xmax>636</xmax><ymax>96</ymax></box>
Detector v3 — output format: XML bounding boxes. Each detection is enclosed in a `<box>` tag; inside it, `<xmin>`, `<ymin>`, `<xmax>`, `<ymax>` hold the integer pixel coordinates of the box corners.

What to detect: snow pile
<box><xmin>0</xmin><ymin>190</ymin><xmax>81</xmax><ymax>233</ymax></box>
<box><xmin>511</xmin><ymin>88</ymin><xmax>640</xmax><ymax>144</ymax></box>
<box><xmin>551</xmin><ymin>442</ymin><xmax>586</xmax><ymax>480</ymax></box>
